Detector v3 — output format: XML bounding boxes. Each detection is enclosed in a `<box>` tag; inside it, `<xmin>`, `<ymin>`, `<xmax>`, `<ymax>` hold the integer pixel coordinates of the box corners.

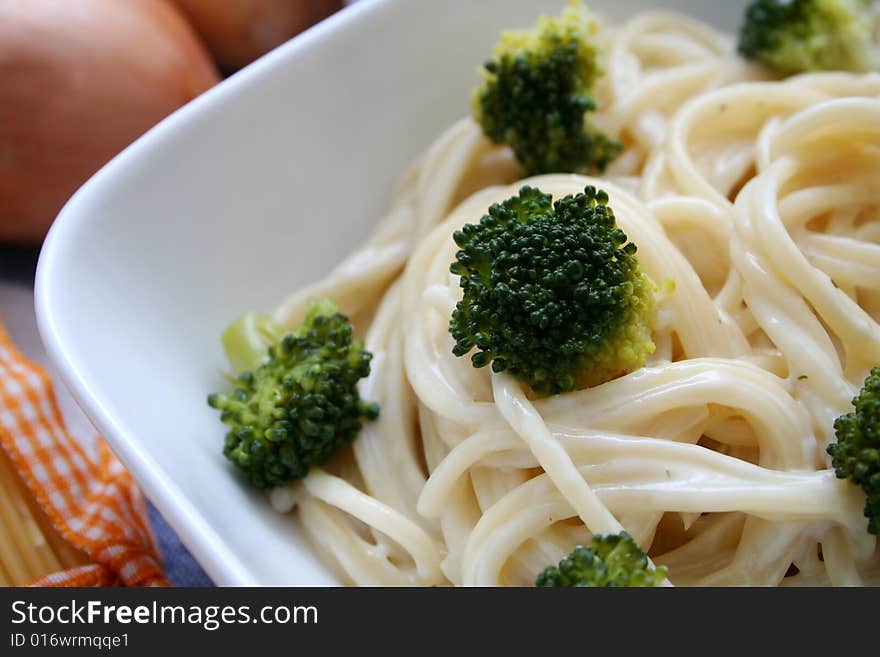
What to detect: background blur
<box><xmin>0</xmin><ymin>0</ymin><xmax>348</xmax><ymax>586</ymax></box>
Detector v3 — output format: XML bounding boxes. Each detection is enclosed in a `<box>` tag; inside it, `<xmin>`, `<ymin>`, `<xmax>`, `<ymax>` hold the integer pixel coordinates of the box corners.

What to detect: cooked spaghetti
<box><xmin>239</xmin><ymin>8</ymin><xmax>880</xmax><ymax>586</ymax></box>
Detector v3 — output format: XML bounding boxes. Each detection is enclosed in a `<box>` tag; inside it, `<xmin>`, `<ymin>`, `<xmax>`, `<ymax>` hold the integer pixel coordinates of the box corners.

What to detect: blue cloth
<box><xmin>148</xmin><ymin>502</ymin><xmax>214</xmax><ymax>586</ymax></box>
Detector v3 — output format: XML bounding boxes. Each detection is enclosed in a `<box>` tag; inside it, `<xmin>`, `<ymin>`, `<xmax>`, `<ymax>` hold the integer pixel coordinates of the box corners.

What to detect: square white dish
<box><xmin>35</xmin><ymin>0</ymin><xmax>749</xmax><ymax>585</ymax></box>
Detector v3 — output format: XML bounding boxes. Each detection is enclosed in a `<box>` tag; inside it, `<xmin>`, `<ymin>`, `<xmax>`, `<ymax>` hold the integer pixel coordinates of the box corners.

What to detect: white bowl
<box><xmin>35</xmin><ymin>0</ymin><xmax>749</xmax><ymax>585</ymax></box>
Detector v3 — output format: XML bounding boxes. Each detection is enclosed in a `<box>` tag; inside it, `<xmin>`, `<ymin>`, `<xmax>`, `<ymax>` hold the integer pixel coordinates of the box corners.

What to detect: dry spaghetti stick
<box><xmin>0</xmin><ymin>475</ymin><xmax>48</xmax><ymax>577</ymax></box>
<box><xmin>12</xmin><ymin>490</ymin><xmax>63</xmax><ymax>574</ymax></box>
<box><xmin>0</xmin><ymin>556</ymin><xmax>12</xmax><ymax>587</ymax></box>
<box><xmin>37</xmin><ymin>517</ymin><xmax>87</xmax><ymax>571</ymax></box>
<box><xmin>0</xmin><ymin>450</ymin><xmax>61</xmax><ymax>574</ymax></box>
<box><xmin>0</xmin><ymin>449</ymin><xmax>86</xmax><ymax>575</ymax></box>
<box><xmin>13</xmin><ymin>471</ymin><xmax>88</xmax><ymax>571</ymax></box>
<box><xmin>0</xmin><ymin>503</ymin><xmax>32</xmax><ymax>585</ymax></box>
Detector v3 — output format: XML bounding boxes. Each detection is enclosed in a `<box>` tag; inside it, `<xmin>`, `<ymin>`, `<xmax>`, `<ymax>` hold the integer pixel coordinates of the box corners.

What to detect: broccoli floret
<box><xmin>449</xmin><ymin>185</ymin><xmax>656</xmax><ymax>395</ymax></box>
<box><xmin>738</xmin><ymin>0</ymin><xmax>880</xmax><ymax>74</ymax></box>
<box><xmin>827</xmin><ymin>367</ymin><xmax>880</xmax><ymax>534</ymax></box>
<box><xmin>208</xmin><ymin>300</ymin><xmax>379</xmax><ymax>489</ymax></box>
<box><xmin>536</xmin><ymin>532</ymin><xmax>668</xmax><ymax>586</ymax></box>
<box><xmin>219</xmin><ymin>311</ymin><xmax>286</xmax><ymax>374</ymax></box>
<box><xmin>472</xmin><ymin>1</ymin><xmax>621</xmax><ymax>176</ymax></box>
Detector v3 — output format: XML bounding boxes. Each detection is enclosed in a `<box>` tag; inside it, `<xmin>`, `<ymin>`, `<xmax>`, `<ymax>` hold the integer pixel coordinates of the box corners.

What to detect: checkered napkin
<box><xmin>0</xmin><ymin>319</ymin><xmax>168</xmax><ymax>587</ymax></box>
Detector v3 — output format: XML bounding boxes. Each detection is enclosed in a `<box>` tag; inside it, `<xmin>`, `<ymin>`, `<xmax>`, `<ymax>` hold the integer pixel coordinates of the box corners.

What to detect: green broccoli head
<box><xmin>472</xmin><ymin>0</ymin><xmax>621</xmax><ymax>176</ymax></box>
<box><xmin>827</xmin><ymin>367</ymin><xmax>880</xmax><ymax>534</ymax></box>
<box><xmin>536</xmin><ymin>532</ymin><xmax>668</xmax><ymax>587</ymax></box>
<box><xmin>738</xmin><ymin>0</ymin><xmax>880</xmax><ymax>74</ymax></box>
<box><xmin>208</xmin><ymin>300</ymin><xmax>379</xmax><ymax>489</ymax></box>
<box><xmin>449</xmin><ymin>185</ymin><xmax>656</xmax><ymax>395</ymax></box>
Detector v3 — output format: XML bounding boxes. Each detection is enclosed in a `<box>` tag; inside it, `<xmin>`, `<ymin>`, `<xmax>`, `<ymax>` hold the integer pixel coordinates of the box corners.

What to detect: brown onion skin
<box><xmin>172</xmin><ymin>0</ymin><xmax>343</xmax><ymax>74</ymax></box>
<box><xmin>0</xmin><ymin>0</ymin><xmax>220</xmax><ymax>244</ymax></box>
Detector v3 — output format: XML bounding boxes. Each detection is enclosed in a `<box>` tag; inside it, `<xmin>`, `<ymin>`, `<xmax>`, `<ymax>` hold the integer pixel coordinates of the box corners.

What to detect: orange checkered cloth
<box><xmin>0</xmin><ymin>320</ymin><xmax>168</xmax><ymax>587</ymax></box>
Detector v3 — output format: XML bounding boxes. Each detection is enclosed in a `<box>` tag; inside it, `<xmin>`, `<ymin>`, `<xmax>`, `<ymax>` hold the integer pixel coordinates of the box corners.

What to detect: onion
<box><xmin>171</xmin><ymin>0</ymin><xmax>343</xmax><ymax>73</ymax></box>
<box><xmin>0</xmin><ymin>0</ymin><xmax>220</xmax><ymax>244</ymax></box>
